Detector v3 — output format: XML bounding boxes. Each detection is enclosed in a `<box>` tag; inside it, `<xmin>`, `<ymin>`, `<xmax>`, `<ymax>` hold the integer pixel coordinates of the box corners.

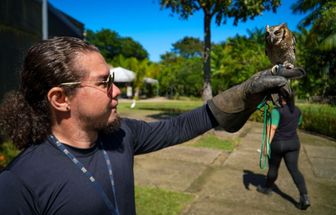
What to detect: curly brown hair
<box><xmin>0</xmin><ymin>37</ymin><xmax>99</xmax><ymax>149</ymax></box>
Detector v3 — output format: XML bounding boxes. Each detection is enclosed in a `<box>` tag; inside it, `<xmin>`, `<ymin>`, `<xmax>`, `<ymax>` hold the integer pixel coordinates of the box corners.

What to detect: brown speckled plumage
<box><xmin>265</xmin><ymin>23</ymin><xmax>296</xmax><ymax>66</ymax></box>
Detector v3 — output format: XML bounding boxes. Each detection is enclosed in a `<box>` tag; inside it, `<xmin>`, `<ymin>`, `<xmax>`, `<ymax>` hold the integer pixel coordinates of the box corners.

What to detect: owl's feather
<box><xmin>265</xmin><ymin>23</ymin><xmax>296</xmax><ymax>66</ymax></box>
<box><xmin>265</xmin><ymin>23</ymin><xmax>296</xmax><ymax>107</ymax></box>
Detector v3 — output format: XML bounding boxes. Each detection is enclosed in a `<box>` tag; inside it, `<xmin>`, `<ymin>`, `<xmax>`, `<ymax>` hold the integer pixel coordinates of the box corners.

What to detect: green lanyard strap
<box><xmin>257</xmin><ymin>98</ymin><xmax>272</xmax><ymax>169</ymax></box>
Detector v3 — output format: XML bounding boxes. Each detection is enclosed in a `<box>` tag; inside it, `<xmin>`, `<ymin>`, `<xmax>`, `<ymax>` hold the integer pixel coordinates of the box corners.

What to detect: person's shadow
<box><xmin>242</xmin><ymin>169</ymin><xmax>298</xmax><ymax>207</ymax></box>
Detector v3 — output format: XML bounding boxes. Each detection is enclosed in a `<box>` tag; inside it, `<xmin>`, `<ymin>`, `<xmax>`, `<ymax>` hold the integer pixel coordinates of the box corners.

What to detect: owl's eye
<box><xmin>275</xmin><ymin>30</ymin><xmax>281</xmax><ymax>35</ymax></box>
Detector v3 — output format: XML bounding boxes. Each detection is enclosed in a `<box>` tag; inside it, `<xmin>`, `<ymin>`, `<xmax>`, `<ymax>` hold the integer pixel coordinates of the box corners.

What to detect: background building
<box><xmin>0</xmin><ymin>0</ymin><xmax>84</xmax><ymax>99</ymax></box>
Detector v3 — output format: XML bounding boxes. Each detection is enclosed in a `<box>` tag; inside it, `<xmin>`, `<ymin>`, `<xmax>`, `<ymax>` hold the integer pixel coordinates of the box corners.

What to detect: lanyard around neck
<box><xmin>47</xmin><ymin>135</ymin><xmax>120</xmax><ymax>215</ymax></box>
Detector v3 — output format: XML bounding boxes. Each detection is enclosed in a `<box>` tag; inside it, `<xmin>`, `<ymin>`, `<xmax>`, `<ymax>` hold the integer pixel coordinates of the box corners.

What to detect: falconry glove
<box><xmin>207</xmin><ymin>66</ymin><xmax>306</xmax><ymax>132</ymax></box>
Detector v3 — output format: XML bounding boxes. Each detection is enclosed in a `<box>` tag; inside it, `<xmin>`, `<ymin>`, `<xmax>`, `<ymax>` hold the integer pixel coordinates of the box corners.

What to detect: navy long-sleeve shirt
<box><xmin>0</xmin><ymin>105</ymin><xmax>217</xmax><ymax>215</ymax></box>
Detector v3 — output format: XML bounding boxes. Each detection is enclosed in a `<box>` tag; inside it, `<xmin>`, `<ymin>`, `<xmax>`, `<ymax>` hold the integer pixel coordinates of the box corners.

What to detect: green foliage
<box><xmin>192</xmin><ymin>134</ymin><xmax>236</xmax><ymax>152</ymax></box>
<box><xmin>292</xmin><ymin>1</ymin><xmax>336</xmax><ymax>98</ymax></box>
<box><xmin>112</xmin><ymin>56</ymin><xmax>160</xmax><ymax>98</ymax></box>
<box><xmin>135</xmin><ymin>186</ymin><xmax>193</xmax><ymax>215</ymax></box>
<box><xmin>160</xmin><ymin>0</ymin><xmax>281</xmax><ymax>100</ymax></box>
<box><xmin>159</xmin><ymin>56</ymin><xmax>203</xmax><ymax>97</ymax></box>
<box><xmin>160</xmin><ymin>0</ymin><xmax>280</xmax><ymax>26</ymax></box>
<box><xmin>298</xmin><ymin>103</ymin><xmax>336</xmax><ymax>139</ymax></box>
<box><xmin>120</xmin><ymin>37</ymin><xmax>148</xmax><ymax>60</ymax></box>
<box><xmin>0</xmin><ymin>141</ymin><xmax>19</xmax><ymax>168</ymax></box>
<box><xmin>86</xmin><ymin>29</ymin><xmax>148</xmax><ymax>62</ymax></box>
<box><xmin>249</xmin><ymin>103</ymin><xmax>336</xmax><ymax>140</ymax></box>
<box><xmin>172</xmin><ymin>36</ymin><xmax>203</xmax><ymax>58</ymax></box>
<box><xmin>211</xmin><ymin>31</ymin><xmax>270</xmax><ymax>94</ymax></box>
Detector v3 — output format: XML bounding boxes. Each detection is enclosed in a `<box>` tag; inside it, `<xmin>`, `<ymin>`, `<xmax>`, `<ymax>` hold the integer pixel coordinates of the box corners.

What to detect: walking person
<box><xmin>257</xmin><ymin>92</ymin><xmax>310</xmax><ymax>210</ymax></box>
<box><xmin>0</xmin><ymin>36</ymin><xmax>304</xmax><ymax>215</ymax></box>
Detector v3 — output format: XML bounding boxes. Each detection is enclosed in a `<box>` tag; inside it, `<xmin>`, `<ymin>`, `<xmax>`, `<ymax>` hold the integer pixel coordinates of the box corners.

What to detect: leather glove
<box><xmin>269</xmin><ymin>64</ymin><xmax>305</xmax><ymax>107</ymax></box>
<box><xmin>207</xmin><ymin>66</ymin><xmax>306</xmax><ymax>132</ymax></box>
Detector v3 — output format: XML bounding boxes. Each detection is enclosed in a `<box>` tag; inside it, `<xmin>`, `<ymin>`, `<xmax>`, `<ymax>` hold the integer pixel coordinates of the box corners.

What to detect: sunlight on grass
<box><xmin>191</xmin><ymin>133</ymin><xmax>236</xmax><ymax>152</ymax></box>
<box><xmin>119</xmin><ymin>99</ymin><xmax>203</xmax><ymax>112</ymax></box>
<box><xmin>135</xmin><ymin>186</ymin><xmax>193</xmax><ymax>215</ymax></box>
<box><xmin>118</xmin><ymin>99</ymin><xmax>203</xmax><ymax>120</ymax></box>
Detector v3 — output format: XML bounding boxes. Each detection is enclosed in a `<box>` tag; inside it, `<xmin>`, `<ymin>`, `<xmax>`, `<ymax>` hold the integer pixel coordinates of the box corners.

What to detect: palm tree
<box><xmin>292</xmin><ymin>0</ymin><xmax>336</xmax><ymax>51</ymax></box>
<box><xmin>292</xmin><ymin>0</ymin><xmax>336</xmax><ymax>97</ymax></box>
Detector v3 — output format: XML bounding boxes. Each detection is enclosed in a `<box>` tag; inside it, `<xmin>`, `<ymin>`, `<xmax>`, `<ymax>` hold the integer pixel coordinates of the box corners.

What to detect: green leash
<box><xmin>257</xmin><ymin>98</ymin><xmax>272</xmax><ymax>169</ymax></box>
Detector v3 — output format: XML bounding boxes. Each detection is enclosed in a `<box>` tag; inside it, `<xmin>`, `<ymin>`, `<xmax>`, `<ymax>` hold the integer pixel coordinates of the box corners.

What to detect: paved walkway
<box><xmin>134</xmin><ymin>121</ymin><xmax>336</xmax><ymax>214</ymax></box>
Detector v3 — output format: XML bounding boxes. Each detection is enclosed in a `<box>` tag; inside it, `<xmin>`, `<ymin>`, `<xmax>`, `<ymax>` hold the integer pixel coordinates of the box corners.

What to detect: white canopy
<box><xmin>110</xmin><ymin>67</ymin><xmax>135</xmax><ymax>83</ymax></box>
<box><xmin>144</xmin><ymin>77</ymin><xmax>159</xmax><ymax>84</ymax></box>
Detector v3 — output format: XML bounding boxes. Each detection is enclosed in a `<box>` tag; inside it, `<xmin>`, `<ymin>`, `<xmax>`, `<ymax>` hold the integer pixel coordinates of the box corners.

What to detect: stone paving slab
<box><xmin>140</xmin><ymin>145</ymin><xmax>222</xmax><ymax>165</ymax></box>
<box><xmin>308</xmin><ymin>157</ymin><xmax>336</xmax><ymax>180</ymax></box>
<box><xmin>305</xmin><ymin>145</ymin><xmax>336</xmax><ymax>159</ymax></box>
<box><xmin>299</xmin><ymin>131</ymin><xmax>336</xmax><ymax>146</ymax></box>
<box><xmin>196</xmin><ymin>167</ymin><xmax>298</xmax><ymax>203</ymax></box>
<box><xmin>133</xmin><ymin>121</ymin><xmax>336</xmax><ymax>214</ymax></box>
<box><xmin>300</xmin><ymin>142</ymin><xmax>336</xmax><ymax>180</ymax></box>
<box><xmin>183</xmin><ymin>195</ymin><xmax>335</xmax><ymax>215</ymax></box>
<box><xmin>222</xmin><ymin>150</ymin><xmax>261</xmax><ymax>170</ymax></box>
<box><xmin>134</xmin><ymin>156</ymin><xmax>208</xmax><ymax>192</ymax></box>
<box><xmin>182</xmin><ymin>197</ymin><xmax>302</xmax><ymax>215</ymax></box>
<box><xmin>184</xmin><ymin>166</ymin><xmax>304</xmax><ymax>215</ymax></box>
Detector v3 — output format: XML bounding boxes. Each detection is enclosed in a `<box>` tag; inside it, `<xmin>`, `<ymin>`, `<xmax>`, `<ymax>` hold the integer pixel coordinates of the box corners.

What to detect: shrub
<box><xmin>0</xmin><ymin>141</ymin><xmax>19</xmax><ymax>169</ymax></box>
<box><xmin>298</xmin><ymin>103</ymin><xmax>336</xmax><ymax>139</ymax></box>
<box><xmin>249</xmin><ymin>103</ymin><xmax>336</xmax><ymax>139</ymax></box>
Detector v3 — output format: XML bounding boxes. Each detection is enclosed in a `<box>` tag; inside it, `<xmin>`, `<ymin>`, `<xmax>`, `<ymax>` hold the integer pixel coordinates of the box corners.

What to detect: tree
<box><xmin>292</xmin><ymin>1</ymin><xmax>336</xmax><ymax>51</ymax></box>
<box><xmin>159</xmin><ymin>54</ymin><xmax>203</xmax><ymax>98</ymax></box>
<box><xmin>292</xmin><ymin>1</ymin><xmax>336</xmax><ymax>98</ymax></box>
<box><xmin>86</xmin><ymin>29</ymin><xmax>121</xmax><ymax>62</ymax></box>
<box><xmin>85</xmin><ymin>29</ymin><xmax>148</xmax><ymax>62</ymax></box>
<box><xmin>120</xmin><ymin>37</ymin><xmax>148</xmax><ymax>60</ymax></box>
<box><xmin>211</xmin><ymin>30</ymin><xmax>270</xmax><ymax>94</ymax></box>
<box><xmin>172</xmin><ymin>36</ymin><xmax>203</xmax><ymax>58</ymax></box>
<box><xmin>160</xmin><ymin>0</ymin><xmax>281</xmax><ymax>101</ymax></box>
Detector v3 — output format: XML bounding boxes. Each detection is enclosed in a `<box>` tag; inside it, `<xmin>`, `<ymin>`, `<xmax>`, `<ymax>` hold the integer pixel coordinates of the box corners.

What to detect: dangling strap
<box><xmin>257</xmin><ymin>98</ymin><xmax>272</xmax><ymax>169</ymax></box>
<box><xmin>47</xmin><ymin>135</ymin><xmax>119</xmax><ymax>215</ymax></box>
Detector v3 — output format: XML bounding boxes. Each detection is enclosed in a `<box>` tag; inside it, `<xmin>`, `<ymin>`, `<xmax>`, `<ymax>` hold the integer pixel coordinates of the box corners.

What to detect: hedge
<box><xmin>250</xmin><ymin>103</ymin><xmax>336</xmax><ymax>139</ymax></box>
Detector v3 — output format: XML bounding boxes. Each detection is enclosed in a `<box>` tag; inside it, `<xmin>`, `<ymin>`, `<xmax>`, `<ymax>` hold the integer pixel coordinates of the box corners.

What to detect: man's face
<box><xmin>69</xmin><ymin>51</ymin><xmax>121</xmax><ymax>131</ymax></box>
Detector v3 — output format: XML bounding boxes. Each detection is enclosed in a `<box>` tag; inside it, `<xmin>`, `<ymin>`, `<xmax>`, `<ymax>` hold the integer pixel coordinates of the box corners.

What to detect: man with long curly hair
<box><xmin>0</xmin><ymin>36</ymin><xmax>304</xmax><ymax>215</ymax></box>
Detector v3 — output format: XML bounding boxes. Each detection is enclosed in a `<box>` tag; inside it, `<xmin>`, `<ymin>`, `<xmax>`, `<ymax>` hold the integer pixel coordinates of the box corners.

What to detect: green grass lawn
<box><xmin>118</xmin><ymin>99</ymin><xmax>203</xmax><ymax>112</ymax></box>
<box><xmin>135</xmin><ymin>186</ymin><xmax>193</xmax><ymax>215</ymax></box>
<box><xmin>118</xmin><ymin>98</ymin><xmax>204</xmax><ymax>121</ymax></box>
<box><xmin>191</xmin><ymin>133</ymin><xmax>237</xmax><ymax>152</ymax></box>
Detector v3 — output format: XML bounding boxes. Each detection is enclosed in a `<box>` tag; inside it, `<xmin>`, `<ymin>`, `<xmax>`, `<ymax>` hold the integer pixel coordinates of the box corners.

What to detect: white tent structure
<box><xmin>144</xmin><ymin>77</ymin><xmax>159</xmax><ymax>84</ymax></box>
<box><xmin>110</xmin><ymin>67</ymin><xmax>135</xmax><ymax>83</ymax></box>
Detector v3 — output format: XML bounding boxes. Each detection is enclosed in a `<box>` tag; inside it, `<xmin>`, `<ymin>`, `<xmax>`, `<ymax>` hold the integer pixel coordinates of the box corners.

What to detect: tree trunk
<box><xmin>202</xmin><ymin>12</ymin><xmax>212</xmax><ymax>101</ymax></box>
<box><xmin>134</xmin><ymin>87</ymin><xmax>140</xmax><ymax>100</ymax></box>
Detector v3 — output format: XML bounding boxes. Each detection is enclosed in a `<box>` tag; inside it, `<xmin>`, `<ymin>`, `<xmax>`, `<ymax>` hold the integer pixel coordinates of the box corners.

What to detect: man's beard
<box><xmin>80</xmin><ymin>114</ymin><xmax>122</xmax><ymax>134</ymax></box>
<box><xmin>100</xmin><ymin>115</ymin><xmax>121</xmax><ymax>134</ymax></box>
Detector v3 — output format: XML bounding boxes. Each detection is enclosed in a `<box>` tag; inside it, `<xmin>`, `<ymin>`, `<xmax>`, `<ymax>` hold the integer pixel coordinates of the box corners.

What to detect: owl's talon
<box><xmin>283</xmin><ymin>61</ymin><xmax>294</xmax><ymax>69</ymax></box>
<box><xmin>271</xmin><ymin>65</ymin><xmax>279</xmax><ymax>75</ymax></box>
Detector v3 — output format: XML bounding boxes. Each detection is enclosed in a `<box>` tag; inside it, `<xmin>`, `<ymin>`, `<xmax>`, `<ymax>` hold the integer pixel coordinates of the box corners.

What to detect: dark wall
<box><xmin>0</xmin><ymin>0</ymin><xmax>84</xmax><ymax>99</ymax></box>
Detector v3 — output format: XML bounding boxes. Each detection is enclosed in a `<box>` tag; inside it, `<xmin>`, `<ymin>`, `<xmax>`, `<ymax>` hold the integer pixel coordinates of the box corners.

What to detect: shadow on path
<box><xmin>243</xmin><ymin>169</ymin><xmax>298</xmax><ymax>207</ymax></box>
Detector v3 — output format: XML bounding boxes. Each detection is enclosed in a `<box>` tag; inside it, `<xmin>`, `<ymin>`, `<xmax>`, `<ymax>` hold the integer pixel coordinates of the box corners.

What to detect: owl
<box><xmin>265</xmin><ymin>23</ymin><xmax>296</xmax><ymax>106</ymax></box>
<box><xmin>265</xmin><ymin>23</ymin><xmax>296</xmax><ymax>68</ymax></box>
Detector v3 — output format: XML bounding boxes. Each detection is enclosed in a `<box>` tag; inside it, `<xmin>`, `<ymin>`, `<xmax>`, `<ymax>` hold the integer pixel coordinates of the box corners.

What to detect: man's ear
<box><xmin>47</xmin><ymin>87</ymin><xmax>70</xmax><ymax>112</ymax></box>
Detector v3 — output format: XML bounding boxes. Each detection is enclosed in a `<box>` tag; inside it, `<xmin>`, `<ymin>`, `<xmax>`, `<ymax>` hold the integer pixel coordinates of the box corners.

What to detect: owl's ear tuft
<box><xmin>280</xmin><ymin>23</ymin><xmax>287</xmax><ymax>28</ymax></box>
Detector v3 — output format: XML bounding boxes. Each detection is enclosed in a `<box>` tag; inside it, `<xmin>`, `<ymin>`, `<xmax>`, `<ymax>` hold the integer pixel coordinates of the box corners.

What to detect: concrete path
<box><xmin>134</xmin><ymin>121</ymin><xmax>336</xmax><ymax>214</ymax></box>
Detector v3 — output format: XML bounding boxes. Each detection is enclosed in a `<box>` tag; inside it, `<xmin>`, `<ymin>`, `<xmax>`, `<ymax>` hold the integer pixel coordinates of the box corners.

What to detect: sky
<box><xmin>48</xmin><ymin>0</ymin><xmax>307</xmax><ymax>62</ymax></box>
